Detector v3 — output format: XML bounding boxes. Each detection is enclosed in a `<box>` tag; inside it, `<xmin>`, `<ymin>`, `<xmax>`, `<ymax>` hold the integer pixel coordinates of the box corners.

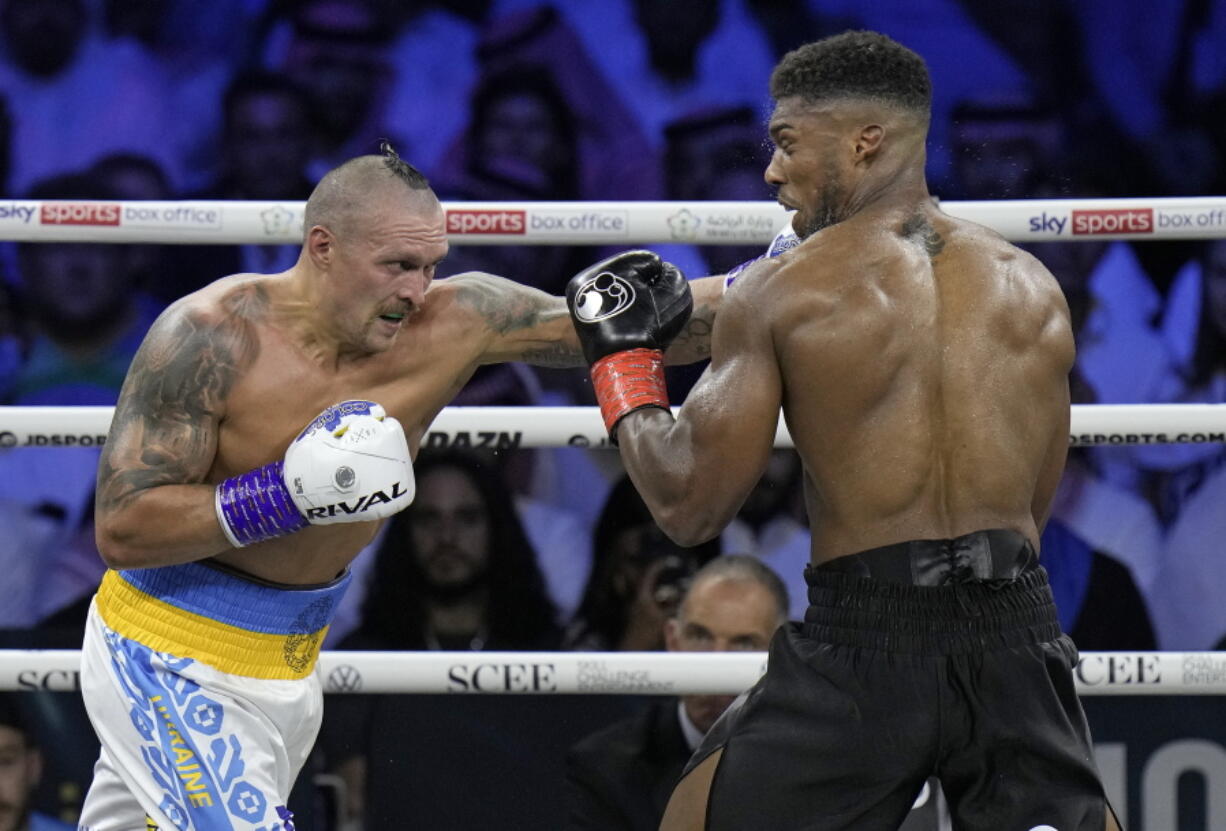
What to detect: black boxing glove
<box><xmin>565</xmin><ymin>250</ymin><xmax>693</xmax><ymax>439</ymax></box>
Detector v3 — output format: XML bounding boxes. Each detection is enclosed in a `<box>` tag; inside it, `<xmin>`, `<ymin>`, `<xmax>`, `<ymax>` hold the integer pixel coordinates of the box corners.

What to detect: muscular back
<box><xmin>764</xmin><ymin>207</ymin><xmax>1073</xmax><ymax>563</ymax></box>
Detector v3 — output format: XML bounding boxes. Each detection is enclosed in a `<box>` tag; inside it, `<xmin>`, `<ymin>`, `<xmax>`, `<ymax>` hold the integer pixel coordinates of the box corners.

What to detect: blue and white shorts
<box><xmin>78</xmin><ymin>562</ymin><xmax>351</xmax><ymax>831</ymax></box>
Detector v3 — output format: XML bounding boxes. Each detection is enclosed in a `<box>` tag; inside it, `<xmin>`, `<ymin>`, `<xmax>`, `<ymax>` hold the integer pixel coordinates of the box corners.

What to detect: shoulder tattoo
<box><xmin>97</xmin><ymin>285</ymin><xmax>267</xmax><ymax>511</ymax></box>
<box><xmin>900</xmin><ymin>214</ymin><xmax>945</xmax><ymax>258</ymax></box>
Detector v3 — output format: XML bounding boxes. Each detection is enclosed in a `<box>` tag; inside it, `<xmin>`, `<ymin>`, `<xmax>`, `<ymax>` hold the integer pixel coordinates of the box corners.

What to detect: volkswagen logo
<box><xmin>327</xmin><ymin>664</ymin><xmax>363</xmax><ymax>693</ymax></box>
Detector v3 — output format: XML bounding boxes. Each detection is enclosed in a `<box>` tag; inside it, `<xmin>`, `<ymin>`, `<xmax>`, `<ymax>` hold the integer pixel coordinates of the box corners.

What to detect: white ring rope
<box><xmin>0</xmin><ymin>198</ymin><xmax>1224</xmax><ymax>244</ymax></box>
<box><xmin>0</xmin><ymin>404</ymin><xmax>1223</xmax><ymax>449</ymax></box>
<box><xmin>1</xmin><ymin>650</ymin><xmax>1220</xmax><ymax>695</ymax></box>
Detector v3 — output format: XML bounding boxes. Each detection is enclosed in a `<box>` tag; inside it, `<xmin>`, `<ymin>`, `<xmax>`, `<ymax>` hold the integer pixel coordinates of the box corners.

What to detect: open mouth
<box><xmin>378</xmin><ymin>312</ymin><xmax>407</xmax><ymax>325</ymax></box>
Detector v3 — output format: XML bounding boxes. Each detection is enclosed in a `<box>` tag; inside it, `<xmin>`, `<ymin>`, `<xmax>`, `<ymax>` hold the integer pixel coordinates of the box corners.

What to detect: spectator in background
<box><xmin>0</xmin><ymin>0</ymin><xmax>184</xmax><ymax>193</ymax></box>
<box><xmin>660</xmin><ymin>106</ymin><xmax>773</xmax><ymax>275</ymax></box>
<box><xmin>0</xmin><ymin>170</ymin><xmax>161</xmax><ymax>630</ymax></box>
<box><xmin>207</xmin><ymin>71</ymin><xmax>317</xmax><ymax>204</ymax></box>
<box><xmin>167</xmin><ymin>70</ymin><xmax>318</xmax><ymax>302</ymax></box>
<box><xmin>99</xmin><ymin>0</ymin><xmax>250</xmax><ymax>193</ymax></box>
<box><xmin>324</xmin><ymin>450</ymin><xmax>560</xmax><ymax>826</ymax></box>
<box><xmin>381</xmin><ymin>1</ymin><xmax>485</xmax><ymax>175</ymax></box>
<box><xmin>465</xmin><ymin>5</ymin><xmax>660</xmax><ymax>200</ymax></box>
<box><xmin>443</xmin><ymin>361</ymin><xmax>595</xmax><ymax>624</ymax></box>
<box><xmin>721</xmin><ymin>450</ymin><xmax>811</xmax><ymax>621</ymax></box>
<box><xmin>0</xmin><ymin>694</ymin><xmax>74</xmax><ymax>831</ymax></box>
<box><xmin>565</xmin><ymin>476</ymin><xmax>720</xmax><ymax>652</ymax></box>
<box><xmin>1145</xmin><ymin>240</ymin><xmax>1226</xmax><ymax>649</ymax></box>
<box><xmin>1164</xmin><ymin>239</ymin><xmax>1226</xmax><ymax>406</ymax></box>
<box><xmin>508</xmin><ymin>0</ymin><xmax>776</xmax><ymax>151</ymax></box>
<box><xmin>566</xmin><ymin>555</ymin><xmax>788</xmax><ymax>831</ymax></box>
<box><xmin>946</xmin><ymin>97</ymin><xmax>1066</xmax><ymax>200</ymax></box>
<box><xmin>89</xmin><ymin>153</ymin><xmax>173</xmax><ymax>301</ymax></box>
<box><xmin>1039</xmin><ymin>518</ymin><xmax>1157</xmax><ymax>650</ymax></box>
<box><xmin>655</xmin><ymin>104</ymin><xmax>775</xmax><ymax>401</ymax></box>
<box><xmin>261</xmin><ymin>0</ymin><xmax>406</xmax><ymax>180</ymax></box>
<box><xmin>341</xmin><ymin>449</ymin><xmax>561</xmax><ymax>652</ymax></box>
<box><xmin>435</xmin><ymin>66</ymin><xmax>590</xmax><ymax>297</ymax></box>
<box><xmin>566</xmin><ymin>555</ymin><xmax>950</xmax><ymax>830</ymax></box>
<box><xmin>10</xmin><ymin>172</ymin><xmax>161</xmax><ymax>406</ymax></box>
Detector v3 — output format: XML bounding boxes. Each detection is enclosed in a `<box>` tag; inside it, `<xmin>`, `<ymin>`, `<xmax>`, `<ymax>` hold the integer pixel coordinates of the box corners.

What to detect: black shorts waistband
<box><xmin>808</xmin><ymin>528</ymin><xmax>1038</xmax><ymax>586</ymax></box>
<box><xmin>802</xmin><ymin>530</ymin><xmax>1061</xmax><ymax>654</ymax></box>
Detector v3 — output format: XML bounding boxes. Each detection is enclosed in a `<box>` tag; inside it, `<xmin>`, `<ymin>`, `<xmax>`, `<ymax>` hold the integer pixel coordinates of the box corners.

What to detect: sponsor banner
<box><xmin>666</xmin><ymin>207</ymin><xmax>779</xmax><ymax>243</ymax></box>
<box><xmin>1070</xmin><ymin>431</ymin><xmax>1226</xmax><ymax>446</ymax></box>
<box><xmin>1074</xmin><ymin>652</ymin><xmax>1226</xmax><ymax>693</ymax></box>
<box><xmin>1084</xmin><ymin>696</ymin><xmax>1226</xmax><ymax>827</ymax></box>
<box><xmin>12</xmin><ymin>668</ymin><xmax>81</xmax><ymax>692</ymax></box>
<box><xmin>325</xmin><ymin>664</ymin><xmax>363</xmax><ymax>693</ymax></box>
<box><xmin>1153</xmin><ymin>205</ymin><xmax>1226</xmax><ymax>232</ymax></box>
<box><xmin>1024</xmin><ymin>205</ymin><xmax>1226</xmax><ymax>239</ymax></box>
<box><xmin>1072</xmin><ymin>208</ymin><xmax>1154</xmax><ymax>235</ymax></box>
<box><xmin>0</xmin><ymin>201</ymin><xmax>38</xmax><ymax>224</ymax></box>
<box><xmin>422</xmin><ymin>430</ymin><xmax>523</xmax><ymax>451</ymax></box>
<box><xmin>121</xmin><ymin>203</ymin><xmax>224</xmax><ymax>230</ymax></box>
<box><xmin>0</xmin><ymin>431</ymin><xmax>107</xmax><ymax>448</ymax></box>
<box><xmin>40</xmin><ymin>202</ymin><xmax>121</xmax><ymax>226</ymax></box>
<box><xmin>446</xmin><ymin>661</ymin><xmax>560</xmax><ymax>693</ymax></box>
<box><xmin>524</xmin><ymin>209</ymin><xmax>628</xmax><ymax>239</ymax></box>
<box><xmin>446</xmin><ymin>209</ymin><xmax>526</xmax><ymax>235</ymax></box>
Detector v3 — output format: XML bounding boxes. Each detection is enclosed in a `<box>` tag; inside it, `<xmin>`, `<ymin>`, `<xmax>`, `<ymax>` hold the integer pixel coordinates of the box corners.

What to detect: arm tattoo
<box><xmin>517</xmin><ymin>343</ymin><xmax>585</xmax><ymax>368</ymax></box>
<box><xmin>453</xmin><ymin>272</ymin><xmax>585</xmax><ymax>367</ymax></box>
<box><xmin>453</xmin><ymin>272</ymin><xmax>560</xmax><ymax>333</ymax></box>
<box><xmin>97</xmin><ymin>286</ymin><xmax>266</xmax><ymax>513</ymax></box>
<box><xmin>670</xmin><ymin>302</ymin><xmax>716</xmax><ymax>360</ymax></box>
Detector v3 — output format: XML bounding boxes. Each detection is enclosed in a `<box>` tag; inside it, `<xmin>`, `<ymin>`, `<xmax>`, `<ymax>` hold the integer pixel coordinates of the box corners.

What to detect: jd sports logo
<box><xmin>573</xmin><ymin>271</ymin><xmax>636</xmax><ymax>322</ymax></box>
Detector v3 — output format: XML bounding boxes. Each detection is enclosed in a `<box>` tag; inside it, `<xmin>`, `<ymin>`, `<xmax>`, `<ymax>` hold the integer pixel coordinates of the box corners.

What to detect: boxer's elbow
<box><xmin>95</xmin><ymin>510</ymin><xmax>168</xmax><ymax>569</ymax></box>
<box><xmin>653</xmin><ymin>498</ymin><xmax>726</xmax><ymax>548</ymax></box>
<box><xmin>95</xmin><ymin>520</ymin><xmax>144</xmax><ymax>569</ymax></box>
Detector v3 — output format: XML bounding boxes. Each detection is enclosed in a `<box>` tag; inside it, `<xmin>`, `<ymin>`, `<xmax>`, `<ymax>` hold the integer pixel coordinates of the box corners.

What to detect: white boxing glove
<box><xmin>214</xmin><ymin>400</ymin><xmax>414</xmax><ymax>547</ymax></box>
<box><xmin>284</xmin><ymin>401</ymin><xmax>415</xmax><ymax>524</ymax></box>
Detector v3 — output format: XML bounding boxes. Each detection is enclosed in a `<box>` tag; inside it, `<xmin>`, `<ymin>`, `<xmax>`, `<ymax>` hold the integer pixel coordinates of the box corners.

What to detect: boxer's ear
<box><xmin>306</xmin><ymin>225</ymin><xmax>335</xmax><ymax>269</ymax></box>
<box><xmin>854</xmin><ymin>124</ymin><xmax>885</xmax><ymax>160</ymax></box>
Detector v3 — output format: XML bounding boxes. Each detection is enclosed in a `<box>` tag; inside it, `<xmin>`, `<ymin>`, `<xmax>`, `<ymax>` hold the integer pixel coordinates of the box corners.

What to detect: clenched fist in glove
<box><xmin>214</xmin><ymin>400</ymin><xmax>414</xmax><ymax>547</ymax></box>
<box><xmin>565</xmin><ymin>251</ymin><xmax>692</xmax><ymax>440</ymax></box>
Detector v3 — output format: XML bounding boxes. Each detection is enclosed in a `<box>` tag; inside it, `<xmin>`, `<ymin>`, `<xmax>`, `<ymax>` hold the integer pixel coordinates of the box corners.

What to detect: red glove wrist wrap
<box><xmin>590</xmin><ymin>348</ymin><xmax>669</xmax><ymax>437</ymax></box>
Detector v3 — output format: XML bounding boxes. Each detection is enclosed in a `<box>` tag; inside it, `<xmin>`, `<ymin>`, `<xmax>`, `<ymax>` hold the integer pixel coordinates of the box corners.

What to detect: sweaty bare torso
<box><xmin>201</xmin><ymin>274</ymin><xmax>490</xmax><ymax>584</ymax></box>
<box><xmin>757</xmin><ymin>204</ymin><xmax>1074</xmax><ymax>564</ymax></box>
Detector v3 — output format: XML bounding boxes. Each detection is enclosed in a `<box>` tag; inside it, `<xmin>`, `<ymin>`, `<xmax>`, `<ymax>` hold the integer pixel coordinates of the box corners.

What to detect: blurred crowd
<box><xmin>1</xmin><ymin>0</ymin><xmax>1226</xmax><ymax>827</ymax></box>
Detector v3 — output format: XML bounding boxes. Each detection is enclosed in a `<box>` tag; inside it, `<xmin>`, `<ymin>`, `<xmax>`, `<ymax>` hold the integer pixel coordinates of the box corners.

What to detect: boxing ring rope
<box><xmin>1</xmin><ymin>197</ymin><xmax>1224</xmax><ymax>244</ymax></box>
<box><xmin>1</xmin><ymin>650</ymin><xmax>1222</xmax><ymax>695</ymax></box>
<box><xmin>0</xmin><ymin>404</ymin><xmax>1224</xmax><ymax>448</ymax></box>
<box><xmin>3</xmin><ymin>202</ymin><xmax>1224</xmax><ymax>700</ymax></box>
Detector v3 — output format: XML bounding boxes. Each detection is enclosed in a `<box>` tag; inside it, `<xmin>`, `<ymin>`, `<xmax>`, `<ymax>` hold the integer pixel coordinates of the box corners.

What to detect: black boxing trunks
<box><xmin>684</xmin><ymin>529</ymin><xmax>1115</xmax><ymax>830</ymax></box>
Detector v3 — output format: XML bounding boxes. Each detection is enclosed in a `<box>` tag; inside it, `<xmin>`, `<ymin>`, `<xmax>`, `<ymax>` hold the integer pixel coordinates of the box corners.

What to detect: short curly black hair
<box><xmin>770</xmin><ymin>31</ymin><xmax>931</xmax><ymax>115</ymax></box>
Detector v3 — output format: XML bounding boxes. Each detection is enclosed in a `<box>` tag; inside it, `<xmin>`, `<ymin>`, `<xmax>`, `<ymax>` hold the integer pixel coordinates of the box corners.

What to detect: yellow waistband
<box><xmin>96</xmin><ymin>570</ymin><xmax>329</xmax><ymax>680</ymax></box>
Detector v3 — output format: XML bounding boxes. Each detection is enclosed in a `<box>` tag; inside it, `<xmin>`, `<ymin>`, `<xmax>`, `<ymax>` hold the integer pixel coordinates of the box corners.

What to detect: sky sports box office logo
<box><xmin>446</xmin><ymin>208</ymin><xmax>628</xmax><ymax>238</ymax></box>
<box><xmin>1029</xmin><ymin>206</ymin><xmax>1226</xmax><ymax>236</ymax></box>
<box><xmin>1028</xmin><ymin>208</ymin><xmax>1154</xmax><ymax>235</ymax></box>
<box><xmin>36</xmin><ymin>202</ymin><xmax>224</xmax><ymax>228</ymax></box>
